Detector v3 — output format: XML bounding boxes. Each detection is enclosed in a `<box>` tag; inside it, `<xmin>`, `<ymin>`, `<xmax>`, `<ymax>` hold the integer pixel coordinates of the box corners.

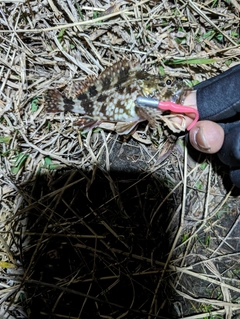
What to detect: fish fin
<box><xmin>115</xmin><ymin>120</ymin><xmax>142</xmax><ymax>135</ymax></box>
<box><xmin>45</xmin><ymin>89</ymin><xmax>77</xmax><ymax>113</ymax></box>
<box><xmin>135</xmin><ymin>105</ymin><xmax>160</xmax><ymax>128</ymax></box>
<box><xmin>74</xmin><ymin>59</ymin><xmax>140</xmax><ymax>98</ymax></box>
<box><xmin>75</xmin><ymin>116</ymin><xmax>99</xmax><ymax>130</ymax></box>
<box><xmin>73</xmin><ymin>74</ymin><xmax>98</xmax><ymax>97</ymax></box>
<box><xmin>45</xmin><ymin>89</ymin><xmax>87</xmax><ymax>114</ymax></box>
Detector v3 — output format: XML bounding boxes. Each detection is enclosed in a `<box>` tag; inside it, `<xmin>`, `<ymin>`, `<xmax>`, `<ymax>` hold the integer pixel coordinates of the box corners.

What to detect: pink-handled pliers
<box><xmin>136</xmin><ymin>96</ymin><xmax>199</xmax><ymax>131</ymax></box>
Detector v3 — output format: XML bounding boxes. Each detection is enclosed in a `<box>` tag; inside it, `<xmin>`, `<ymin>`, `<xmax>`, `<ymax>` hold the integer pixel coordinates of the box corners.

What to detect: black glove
<box><xmin>194</xmin><ymin>64</ymin><xmax>240</xmax><ymax>187</ymax></box>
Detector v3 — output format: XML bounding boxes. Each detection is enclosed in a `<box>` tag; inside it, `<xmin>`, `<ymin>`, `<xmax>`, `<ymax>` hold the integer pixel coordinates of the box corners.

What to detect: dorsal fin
<box><xmin>73</xmin><ymin>59</ymin><xmax>140</xmax><ymax>98</ymax></box>
<box><xmin>73</xmin><ymin>74</ymin><xmax>98</xmax><ymax>97</ymax></box>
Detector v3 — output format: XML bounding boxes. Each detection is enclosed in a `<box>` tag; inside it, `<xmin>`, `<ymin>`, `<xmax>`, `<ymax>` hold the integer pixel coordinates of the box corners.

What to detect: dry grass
<box><xmin>1</xmin><ymin>0</ymin><xmax>240</xmax><ymax>318</ymax></box>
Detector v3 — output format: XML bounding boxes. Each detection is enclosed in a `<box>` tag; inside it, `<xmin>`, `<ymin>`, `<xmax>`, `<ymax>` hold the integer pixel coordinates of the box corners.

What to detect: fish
<box><xmin>45</xmin><ymin>60</ymin><xmax>192</xmax><ymax>135</ymax></box>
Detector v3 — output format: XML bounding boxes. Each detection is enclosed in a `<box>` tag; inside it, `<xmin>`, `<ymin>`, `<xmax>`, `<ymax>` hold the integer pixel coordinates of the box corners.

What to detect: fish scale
<box><xmin>45</xmin><ymin>60</ymin><xmax>192</xmax><ymax>135</ymax></box>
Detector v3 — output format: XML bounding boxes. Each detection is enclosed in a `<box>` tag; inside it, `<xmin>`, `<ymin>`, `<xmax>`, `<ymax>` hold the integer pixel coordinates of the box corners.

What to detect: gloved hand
<box><xmin>185</xmin><ymin>65</ymin><xmax>240</xmax><ymax>187</ymax></box>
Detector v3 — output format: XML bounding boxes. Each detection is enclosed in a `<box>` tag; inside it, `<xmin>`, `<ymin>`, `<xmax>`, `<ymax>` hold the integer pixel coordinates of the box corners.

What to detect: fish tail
<box><xmin>45</xmin><ymin>89</ymin><xmax>75</xmax><ymax>113</ymax></box>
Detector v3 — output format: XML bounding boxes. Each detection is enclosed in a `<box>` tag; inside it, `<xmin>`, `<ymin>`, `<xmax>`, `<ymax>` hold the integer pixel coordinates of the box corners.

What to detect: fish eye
<box><xmin>166</xmin><ymin>79</ymin><xmax>172</xmax><ymax>86</ymax></box>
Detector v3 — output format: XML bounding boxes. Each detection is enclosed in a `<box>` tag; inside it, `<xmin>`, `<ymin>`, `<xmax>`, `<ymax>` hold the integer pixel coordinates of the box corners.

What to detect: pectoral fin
<box><xmin>135</xmin><ymin>105</ymin><xmax>160</xmax><ymax>128</ymax></box>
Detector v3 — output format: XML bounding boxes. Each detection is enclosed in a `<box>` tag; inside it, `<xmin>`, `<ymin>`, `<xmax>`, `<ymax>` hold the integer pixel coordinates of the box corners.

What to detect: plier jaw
<box><xmin>136</xmin><ymin>96</ymin><xmax>199</xmax><ymax>131</ymax></box>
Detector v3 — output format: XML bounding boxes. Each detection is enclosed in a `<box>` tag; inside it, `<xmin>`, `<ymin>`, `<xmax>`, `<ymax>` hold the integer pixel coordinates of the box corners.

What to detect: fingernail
<box><xmin>192</xmin><ymin>127</ymin><xmax>211</xmax><ymax>152</ymax></box>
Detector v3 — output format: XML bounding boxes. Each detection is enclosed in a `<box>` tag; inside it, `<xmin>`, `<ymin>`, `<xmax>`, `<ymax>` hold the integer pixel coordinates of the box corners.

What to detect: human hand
<box><xmin>183</xmin><ymin>65</ymin><xmax>240</xmax><ymax>187</ymax></box>
<box><xmin>183</xmin><ymin>91</ymin><xmax>225</xmax><ymax>154</ymax></box>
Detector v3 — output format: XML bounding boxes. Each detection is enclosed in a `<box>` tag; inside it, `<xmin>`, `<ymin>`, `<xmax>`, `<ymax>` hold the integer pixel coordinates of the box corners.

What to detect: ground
<box><xmin>1</xmin><ymin>1</ymin><xmax>240</xmax><ymax>318</ymax></box>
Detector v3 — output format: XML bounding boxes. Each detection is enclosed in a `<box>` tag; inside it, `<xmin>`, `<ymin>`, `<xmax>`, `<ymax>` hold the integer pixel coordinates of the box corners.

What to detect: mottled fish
<box><xmin>45</xmin><ymin>60</ymin><xmax>192</xmax><ymax>135</ymax></box>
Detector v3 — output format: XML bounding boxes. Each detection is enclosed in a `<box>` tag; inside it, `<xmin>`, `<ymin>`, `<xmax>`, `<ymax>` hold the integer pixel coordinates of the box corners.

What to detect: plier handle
<box><xmin>136</xmin><ymin>96</ymin><xmax>199</xmax><ymax>131</ymax></box>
